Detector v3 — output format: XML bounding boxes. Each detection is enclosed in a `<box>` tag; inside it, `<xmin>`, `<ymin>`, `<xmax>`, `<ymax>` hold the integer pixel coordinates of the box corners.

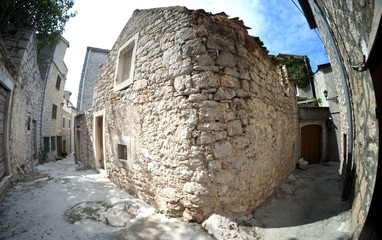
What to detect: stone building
<box><xmin>313</xmin><ymin>63</ymin><xmax>341</xmax><ymax>162</ymax></box>
<box><xmin>38</xmin><ymin>37</ymin><xmax>70</xmax><ymax>160</ymax></box>
<box><xmin>76</xmin><ymin>47</ymin><xmax>109</xmax><ymax>113</ymax></box>
<box><xmin>299</xmin><ymin>0</ymin><xmax>382</xmax><ymax>238</ymax></box>
<box><xmin>61</xmin><ymin>90</ymin><xmax>76</xmax><ymax>154</ymax></box>
<box><xmin>77</xmin><ymin>7</ymin><xmax>297</xmax><ymax>221</ymax></box>
<box><xmin>0</xmin><ymin>29</ymin><xmax>45</xmax><ymax>195</ymax></box>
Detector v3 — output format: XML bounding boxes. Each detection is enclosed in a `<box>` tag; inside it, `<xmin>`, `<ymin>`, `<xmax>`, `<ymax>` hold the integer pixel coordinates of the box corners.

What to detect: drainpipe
<box><xmin>311</xmin><ymin>0</ymin><xmax>354</xmax><ymax>200</ymax></box>
<box><xmin>79</xmin><ymin>48</ymin><xmax>91</xmax><ymax>112</ymax></box>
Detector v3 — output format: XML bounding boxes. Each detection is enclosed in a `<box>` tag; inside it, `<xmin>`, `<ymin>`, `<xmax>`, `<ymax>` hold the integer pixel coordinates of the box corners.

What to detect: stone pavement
<box><xmin>0</xmin><ymin>155</ymin><xmax>353</xmax><ymax>240</ymax></box>
<box><xmin>0</xmin><ymin>155</ymin><xmax>214</xmax><ymax>240</ymax></box>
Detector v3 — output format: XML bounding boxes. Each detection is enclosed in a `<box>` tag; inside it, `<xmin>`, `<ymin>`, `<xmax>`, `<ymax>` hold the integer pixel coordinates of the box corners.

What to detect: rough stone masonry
<box><xmin>80</xmin><ymin>6</ymin><xmax>298</xmax><ymax>222</ymax></box>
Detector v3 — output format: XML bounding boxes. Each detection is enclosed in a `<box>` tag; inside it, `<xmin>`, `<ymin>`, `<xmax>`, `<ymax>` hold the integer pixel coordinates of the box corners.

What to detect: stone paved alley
<box><xmin>0</xmin><ymin>155</ymin><xmax>353</xmax><ymax>240</ymax></box>
<box><xmin>0</xmin><ymin>156</ymin><xmax>214</xmax><ymax>240</ymax></box>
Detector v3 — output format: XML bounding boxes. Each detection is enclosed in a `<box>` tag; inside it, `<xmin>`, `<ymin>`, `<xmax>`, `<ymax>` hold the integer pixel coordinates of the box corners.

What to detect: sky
<box><xmin>62</xmin><ymin>0</ymin><xmax>329</xmax><ymax>106</ymax></box>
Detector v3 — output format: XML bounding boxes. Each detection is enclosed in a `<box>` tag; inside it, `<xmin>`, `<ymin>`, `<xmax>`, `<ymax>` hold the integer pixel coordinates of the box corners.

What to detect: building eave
<box><xmin>298</xmin><ymin>0</ymin><xmax>317</xmax><ymax>29</ymax></box>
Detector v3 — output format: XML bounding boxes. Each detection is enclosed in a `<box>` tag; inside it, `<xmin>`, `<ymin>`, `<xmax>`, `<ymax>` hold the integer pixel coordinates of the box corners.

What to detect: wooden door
<box><xmin>57</xmin><ymin>136</ymin><xmax>62</xmax><ymax>156</ymax></box>
<box><xmin>0</xmin><ymin>84</ymin><xmax>8</xmax><ymax>180</ymax></box>
<box><xmin>301</xmin><ymin>125</ymin><xmax>322</xmax><ymax>164</ymax></box>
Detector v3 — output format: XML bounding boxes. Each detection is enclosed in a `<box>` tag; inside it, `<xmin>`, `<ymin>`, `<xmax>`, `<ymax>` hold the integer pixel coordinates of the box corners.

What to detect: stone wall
<box><xmin>77</xmin><ymin>47</ymin><xmax>109</xmax><ymax>113</ymax></box>
<box><xmin>2</xmin><ymin>29</ymin><xmax>44</xmax><ymax>176</ymax></box>
<box><xmin>86</xmin><ymin>7</ymin><xmax>297</xmax><ymax>221</ymax></box>
<box><xmin>75</xmin><ymin>112</ymin><xmax>95</xmax><ymax>168</ymax></box>
<box><xmin>40</xmin><ymin>38</ymin><xmax>69</xmax><ymax>160</ymax></box>
<box><xmin>304</xmin><ymin>0</ymin><xmax>378</xmax><ymax>238</ymax></box>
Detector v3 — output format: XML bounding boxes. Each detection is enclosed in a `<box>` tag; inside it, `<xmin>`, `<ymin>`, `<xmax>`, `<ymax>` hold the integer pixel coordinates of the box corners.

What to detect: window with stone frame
<box><xmin>56</xmin><ymin>75</ymin><xmax>61</xmax><ymax>90</ymax></box>
<box><xmin>62</xmin><ymin>117</ymin><xmax>65</xmax><ymax>128</ymax></box>
<box><xmin>115</xmin><ymin>33</ymin><xmax>139</xmax><ymax>91</ymax></box>
<box><xmin>52</xmin><ymin>104</ymin><xmax>57</xmax><ymax>119</ymax></box>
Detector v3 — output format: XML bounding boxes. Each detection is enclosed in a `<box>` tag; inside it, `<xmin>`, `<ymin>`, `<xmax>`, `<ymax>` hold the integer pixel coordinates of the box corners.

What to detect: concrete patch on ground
<box><xmin>109</xmin><ymin>214</ymin><xmax>215</xmax><ymax>240</ymax></box>
<box><xmin>64</xmin><ymin>200</ymin><xmax>141</xmax><ymax>227</ymax></box>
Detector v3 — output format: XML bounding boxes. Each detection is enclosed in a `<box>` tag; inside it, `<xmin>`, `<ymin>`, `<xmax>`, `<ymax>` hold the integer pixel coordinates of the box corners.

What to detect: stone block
<box><xmin>133</xmin><ymin>80</ymin><xmax>148</xmax><ymax>91</ymax></box>
<box><xmin>197</xmin><ymin>132</ymin><xmax>214</xmax><ymax>145</ymax></box>
<box><xmin>182</xmin><ymin>39</ymin><xmax>206</xmax><ymax>58</ymax></box>
<box><xmin>208</xmin><ymin>160</ymin><xmax>222</xmax><ymax>170</ymax></box>
<box><xmin>216</xmin><ymin>51</ymin><xmax>237</xmax><ymax>67</ymax></box>
<box><xmin>213</xmin><ymin>141</ymin><xmax>233</xmax><ymax>158</ymax></box>
<box><xmin>213</xmin><ymin>87</ymin><xmax>236</xmax><ymax>100</ymax></box>
<box><xmin>221</xmin><ymin>75</ymin><xmax>240</xmax><ymax>89</ymax></box>
<box><xmin>183</xmin><ymin>182</ymin><xmax>208</xmax><ymax>195</ymax></box>
<box><xmin>215</xmin><ymin>170</ymin><xmax>234</xmax><ymax>184</ymax></box>
<box><xmin>175</xmin><ymin>27</ymin><xmax>193</xmax><ymax>42</ymax></box>
<box><xmin>174</xmin><ymin>75</ymin><xmax>192</xmax><ymax>91</ymax></box>
<box><xmin>197</xmin><ymin>122</ymin><xmax>227</xmax><ymax>131</ymax></box>
<box><xmin>227</xmin><ymin>120</ymin><xmax>243</xmax><ymax>136</ymax></box>
<box><xmin>297</xmin><ymin>158</ymin><xmax>308</xmax><ymax>170</ymax></box>
<box><xmin>195</xmin><ymin>54</ymin><xmax>214</xmax><ymax>66</ymax></box>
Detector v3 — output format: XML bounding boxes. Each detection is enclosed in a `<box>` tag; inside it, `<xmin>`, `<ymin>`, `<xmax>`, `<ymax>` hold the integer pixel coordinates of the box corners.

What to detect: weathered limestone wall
<box><xmin>307</xmin><ymin>0</ymin><xmax>378</xmax><ymax>237</ymax></box>
<box><xmin>0</xmin><ymin>36</ymin><xmax>16</xmax><ymax>194</ymax></box>
<box><xmin>77</xmin><ymin>47</ymin><xmax>109</xmax><ymax>113</ymax></box>
<box><xmin>2</xmin><ymin>29</ymin><xmax>44</xmax><ymax>176</ymax></box>
<box><xmin>90</xmin><ymin>7</ymin><xmax>297</xmax><ymax>221</ymax></box>
<box><xmin>75</xmin><ymin>112</ymin><xmax>95</xmax><ymax>168</ymax></box>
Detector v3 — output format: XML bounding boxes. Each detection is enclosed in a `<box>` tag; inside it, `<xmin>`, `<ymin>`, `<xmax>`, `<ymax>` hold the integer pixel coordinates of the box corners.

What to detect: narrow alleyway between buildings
<box><xmin>0</xmin><ymin>156</ymin><xmax>353</xmax><ymax>240</ymax></box>
<box><xmin>0</xmin><ymin>156</ymin><xmax>213</xmax><ymax>240</ymax></box>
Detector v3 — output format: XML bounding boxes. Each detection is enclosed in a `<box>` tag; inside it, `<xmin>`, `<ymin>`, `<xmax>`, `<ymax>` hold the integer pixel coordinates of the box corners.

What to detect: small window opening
<box><xmin>117</xmin><ymin>144</ymin><xmax>127</xmax><ymax>160</ymax></box>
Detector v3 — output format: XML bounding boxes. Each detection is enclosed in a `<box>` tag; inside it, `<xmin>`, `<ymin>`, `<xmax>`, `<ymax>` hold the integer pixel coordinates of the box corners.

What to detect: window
<box><xmin>115</xmin><ymin>33</ymin><xmax>138</xmax><ymax>91</ymax></box>
<box><xmin>56</xmin><ymin>75</ymin><xmax>61</xmax><ymax>90</ymax></box>
<box><xmin>62</xmin><ymin>117</ymin><xmax>65</xmax><ymax>128</ymax></box>
<box><xmin>27</xmin><ymin>115</ymin><xmax>31</xmax><ymax>132</ymax></box>
<box><xmin>68</xmin><ymin>118</ymin><xmax>71</xmax><ymax>128</ymax></box>
<box><xmin>117</xmin><ymin>144</ymin><xmax>127</xmax><ymax>160</ymax></box>
<box><xmin>52</xmin><ymin>104</ymin><xmax>57</xmax><ymax>119</ymax></box>
<box><xmin>43</xmin><ymin>137</ymin><xmax>50</xmax><ymax>153</ymax></box>
<box><xmin>51</xmin><ymin>136</ymin><xmax>56</xmax><ymax>151</ymax></box>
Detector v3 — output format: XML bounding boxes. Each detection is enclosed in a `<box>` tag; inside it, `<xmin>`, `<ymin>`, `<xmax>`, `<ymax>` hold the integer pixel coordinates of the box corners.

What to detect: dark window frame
<box><xmin>52</xmin><ymin>104</ymin><xmax>57</xmax><ymax>119</ymax></box>
<box><xmin>56</xmin><ymin>75</ymin><xmax>61</xmax><ymax>90</ymax></box>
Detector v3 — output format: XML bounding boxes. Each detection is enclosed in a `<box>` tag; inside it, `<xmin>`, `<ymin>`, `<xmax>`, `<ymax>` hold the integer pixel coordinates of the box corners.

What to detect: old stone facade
<box><xmin>77</xmin><ymin>47</ymin><xmax>109</xmax><ymax>113</ymax></box>
<box><xmin>300</xmin><ymin>0</ymin><xmax>381</xmax><ymax>238</ymax></box>
<box><xmin>0</xmin><ymin>29</ymin><xmax>45</xmax><ymax>194</ymax></box>
<box><xmin>314</xmin><ymin>63</ymin><xmax>341</xmax><ymax>162</ymax></box>
<box><xmin>78</xmin><ymin>7</ymin><xmax>297</xmax><ymax>221</ymax></box>
<box><xmin>61</xmin><ymin>91</ymin><xmax>76</xmax><ymax>154</ymax></box>
<box><xmin>38</xmin><ymin>37</ymin><xmax>70</xmax><ymax>160</ymax></box>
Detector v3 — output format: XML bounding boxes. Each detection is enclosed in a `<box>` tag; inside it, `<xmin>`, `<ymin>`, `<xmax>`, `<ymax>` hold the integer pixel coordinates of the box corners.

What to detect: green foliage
<box><xmin>296</xmin><ymin>96</ymin><xmax>309</xmax><ymax>102</ymax></box>
<box><xmin>312</xmin><ymin>98</ymin><xmax>322</xmax><ymax>107</ymax></box>
<box><xmin>0</xmin><ymin>0</ymin><xmax>76</xmax><ymax>49</ymax></box>
<box><xmin>277</xmin><ymin>54</ymin><xmax>314</xmax><ymax>88</ymax></box>
<box><xmin>61</xmin><ymin>150</ymin><xmax>68</xmax><ymax>158</ymax></box>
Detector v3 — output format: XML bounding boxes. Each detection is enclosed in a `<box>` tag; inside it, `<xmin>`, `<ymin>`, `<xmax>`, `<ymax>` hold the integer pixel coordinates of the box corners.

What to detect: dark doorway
<box><xmin>57</xmin><ymin>136</ymin><xmax>62</xmax><ymax>156</ymax></box>
<box><xmin>301</xmin><ymin>125</ymin><xmax>322</xmax><ymax>164</ymax></box>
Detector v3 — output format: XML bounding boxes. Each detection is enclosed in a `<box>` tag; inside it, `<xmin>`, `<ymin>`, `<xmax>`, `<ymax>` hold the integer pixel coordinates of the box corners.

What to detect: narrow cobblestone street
<box><xmin>0</xmin><ymin>156</ymin><xmax>214</xmax><ymax>240</ymax></box>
